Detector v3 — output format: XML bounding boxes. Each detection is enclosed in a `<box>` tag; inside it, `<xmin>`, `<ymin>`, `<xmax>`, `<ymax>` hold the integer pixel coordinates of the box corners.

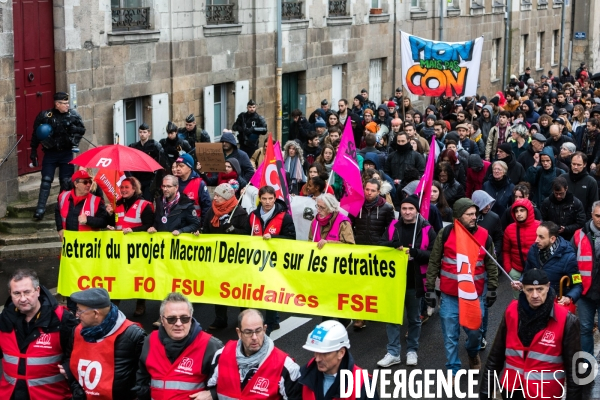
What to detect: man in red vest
<box><xmin>175</xmin><ymin>154</ymin><xmax>211</xmax><ymax>227</ymax></box>
<box><xmin>55</xmin><ymin>170</ymin><xmax>110</xmax><ymax>242</ymax></box>
<box><xmin>0</xmin><ymin>269</ymin><xmax>79</xmax><ymax>400</ymax></box>
<box><xmin>480</xmin><ymin>269</ymin><xmax>581</xmax><ymax>399</ymax></box>
<box><xmin>299</xmin><ymin>320</ymin><xmax>379</xmax><ymax>399</ymax></box>
<box><xmin>134</xmin><ymin>292</ymin><xmax>223</xmax><ymax>399</ymax></box>
<box><xmin>571</xmin><ymin>200</ymin><xmax>600</xmax><ymax>360</ymax></box>
<box><xmin>425</xmin><ymin>198</ymin><xmax>498</xmax><ymax>378</ymax></box>
<box><xmin>66</xmin><ymin>287</ymin><xmax>146</xmax><ymax>400</ymax></box>
<box><xmin>204</xmin><ymin>309</ymin><xmax>302</xmax><ymax>400</ymax></box>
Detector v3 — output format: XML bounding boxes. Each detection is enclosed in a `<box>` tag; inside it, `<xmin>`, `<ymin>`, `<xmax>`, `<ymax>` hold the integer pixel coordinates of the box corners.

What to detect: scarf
<box><xmin>260</xmin><ymin>206</ymin><xmax>276</xmax><ymax>225</ymax></box>
<box><xmin>211</xmin><ymin>197</ymin><xmax>238</xmax><ymax>227</ymax></box>
<box><xmin>324</xmin><ymin>161</ymin><xmax>333</xmax><ymax>174</ymax></box>
<box><xmin>517</xmin><ymin>287</ymin><xmax>556</xmax><ymax>347</ymax></box>
<box><xmin>285</xmin><ymin>156</ymin><xmax>306</xmax><ymax>183</ymax></box>
<box><xmin>158</xmin><ymin>319</ymin><xmax>201</xmax><ymax>363</ymax></box>
<box><xmin>236</xmin><ymin>334</ymin><xmax>274</xmax><ymax>380</ymax></box>
<box><xmin>217</xmin><ymin>170</ymin><xmax>238</xmax><ymax>185</ymax></box>
<box><xmin>569</xmin><ymin>169</ymin><xmax>587</xmax><ymax>183</ymax></box>
<box><xmin>71</xmin><ymin>190</ymin><xmax>88</xmax><ymax>205</ymax></box>
<box><xmin>497</xmin><ymin>125</ymin><xmax>508</xmax><ymax>145</ymax></box>
<box><xmin>539</xmin><ymin>240</ymin><xmax>559</xmax><ymax>265</ymax></box>
<box><xmin>584</xmin><ymin>130</ymin><xmax>598</xmax><ymax>156</ymax></box>
<box><xmin>588</xmin><ymin>223</ymin><xmax>600</xmax><ymax>257</ymax></box>
<box><xmin>162</xmin><ymin>191</ymin><xmax>180</xmax><ymax>217</ymax></box>
<box><xmin>315</xmin><ymin>212</ymin><xmax>334</xmax><ymax>227</ymax></box>
<box><xmin>80</xmin><ymin>304</ymin><xmax>119</xmax><ymax>343</ymax></box>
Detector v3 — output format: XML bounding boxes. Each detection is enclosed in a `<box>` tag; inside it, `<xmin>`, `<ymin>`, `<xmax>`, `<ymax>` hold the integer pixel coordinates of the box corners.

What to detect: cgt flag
<box><xmin>332</xmin><ymin>120</ymin><xmax>364</xmax><ymax>216</ymax></box>
<box><xmin>455</xmin><ymin>221</ymin><xmax>482</xmax><ymax>331</ymax></box>
<box><xmin>254</xmin><ymin>134</ymin><xmax>291</xmax><ymax>210</ymax></box>
<box><xmin>401</xmin><ymin>31</ymin><xmax>483</xmax><ymax>97</ymax></box>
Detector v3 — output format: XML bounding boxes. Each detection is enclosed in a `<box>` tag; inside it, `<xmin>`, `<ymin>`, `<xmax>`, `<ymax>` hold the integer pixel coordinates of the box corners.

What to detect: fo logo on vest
<box><xmin>78</xmin><ymin>359</ymin><xmax>102</xmax><ymax>391</ymax></box>
<box><xmin>96</xmin><ymin>158</ymin><xmax>112</xmax><ymax>167</ymax></box>
<box><xmin>251</xmin><ymin>377</ymin><xmax>270</xmax><ymax>394</ymax></box>
<box><xmin>541</xmin><ymin>331</ymin><xmax>555</xmax><ymax>345</ymax></box>
<box><xmin>177</xmin><ymin>357</ymin><xmax>194</xmax><ymax>372</ymax></box>
<box><xmin>34</xmin><ymin>333</ymin><xmax>53</xmax><ymax>349</ymax></box>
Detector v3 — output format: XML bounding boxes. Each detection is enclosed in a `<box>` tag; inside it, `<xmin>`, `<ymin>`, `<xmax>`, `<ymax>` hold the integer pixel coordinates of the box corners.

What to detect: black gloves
<box><xmin>30</xmin><ymin>149</ymin><xmax>38</xmax><ymax>162</ymax></box>
<box><xmin>424</xmin><ymin>291</ymin><xmax>437</xmax><ymax>308</ymax></box>
<box><xmin>70</xmin><ymin>381</ymin><xmax>86</xmax><ymax>400</ymax></box>
<box><xmin>486</xmin><ymin>291</ymin><xmax>497</xmax><ymax>308</ymax></box>
<box><xmin>408</xmin><ymin>247</ymin><xmax>418</xmax><ymax>258</ymax></box>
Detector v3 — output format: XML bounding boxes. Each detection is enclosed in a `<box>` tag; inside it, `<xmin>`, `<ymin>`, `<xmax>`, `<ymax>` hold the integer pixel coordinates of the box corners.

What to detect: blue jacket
<box><xmin>524</xmin><ymin>236</ymin><xmax>582</xmax><ymax>302</ymax></box>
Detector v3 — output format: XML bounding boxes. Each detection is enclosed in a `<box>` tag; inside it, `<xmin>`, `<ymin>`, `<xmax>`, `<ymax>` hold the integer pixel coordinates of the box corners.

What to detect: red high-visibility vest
<box><xmin>115</xmin><ymin>199</ymin><xmax>153</xmax><ymax>230</ymax></box>
<box><xmin>0</xmin><ymin>306</ymin><xmax>70</xmax><ymax>400</ymax></box>
<box><xmin>70</xmin><ymin>320</ymin><xmax>134</xmax><ymax>400</ymax></box>
<box><xmin>250</xmin><ymin>212</ymin><xmax>285</xmax><ymax>236</ymax></box>
<box><xmin>301</xmin><ymin>358</ymin><xmax>364</xmax><ymax>400</ymax></box>
<box><xmin>439</xmin><ymin>226</ymin><xmax>489</xmax><ymax>296</ymax></box>
<box><xmin>216</xmin><ymin>340</ymin><xmax>288</xmax><ymax>400</ymax></box>
<box><xmin>503</xmin><ymin>301</ymin><xmax>567</xmax><ymax>399</ymax></box>
<box><xmin>58</xmin><ymin>191</ymin><xmax>100</xmax><ymax>231</ymax></box>
<box><xmin>573</xmin><ymin>228</ymin><xmax>593</xmax><ymax>295</ymax></box>
<box><xmin>181</xmin><ymin>178</ymin><xmax>202</xmax><ymax>213</ymax></box>
<box><xmin>144</xmin><ymin>330</ymin><xmax>212</xmax><ymax>399</ymax></box>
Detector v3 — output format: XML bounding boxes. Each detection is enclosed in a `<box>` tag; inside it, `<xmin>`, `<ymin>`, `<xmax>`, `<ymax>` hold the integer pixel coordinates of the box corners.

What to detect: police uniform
<box><xmin>176</xmin><ymin>114</ymin><xmax>211</xmax><ymax>153</ymax></box>
<box><xmin>232</xmin><ymin>100</ymin><xmax>268</xmax><ymax>155</ymax></box>
<box><xmin>129</xmin><ymin>123</ymin><xmax>166</xmax><ymax>200</ymax></box>
<box><xmin>160</xmin><ymin>121</ymin><xmax>192</xmax><ymax>166</ymax></box>
<box><xmin>31</xmin><ymin>92</ymin><xmax>86</xmax><ymax>220</ymax></box>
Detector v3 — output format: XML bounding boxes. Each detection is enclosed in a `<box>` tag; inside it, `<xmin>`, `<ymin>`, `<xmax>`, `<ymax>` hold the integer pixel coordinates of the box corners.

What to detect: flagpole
<box><xmin>479</xmin><ymin>245</ymin><xmax>516</xmax><ymax>283</ymax></box>
<box><xmin>311</xmin><ymin>173</ymin><xmax>335</xmax><ymax>242</ymax></box>
<box><xmin>227</xmin><ymin>185</ymin><xmax>249</xmax><ymax>224</ymax></box>
<box><xmin>410</xmin><ymin>188</ymin><xmax>425</xmax><ymax>248</ymax></box>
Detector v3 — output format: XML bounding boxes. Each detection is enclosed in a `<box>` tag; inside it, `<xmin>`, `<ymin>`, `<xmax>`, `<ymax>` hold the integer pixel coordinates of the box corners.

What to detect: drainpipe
<box><xmin>276</xmin><ymin>0</ymin><xmax>283</xmax><ymax>142</ymax></box>
<box><xmin>558</xmin><ymin>0</ymin><xmax>566</xmax><ymax>74</ymax></box>
<box><xmin>439</xmin><ymin>0</ymin><xmax>444</xmax><ymax>41</ymax></box>
<box><xmin>502</xmin><ymin>0</ymin><xmax>511</xmax><ymax>90</ymax></box>
<box><xmin>392</xmin><ymin>0</ymin><xmax>397</xmax><ymax>92</ymax></box>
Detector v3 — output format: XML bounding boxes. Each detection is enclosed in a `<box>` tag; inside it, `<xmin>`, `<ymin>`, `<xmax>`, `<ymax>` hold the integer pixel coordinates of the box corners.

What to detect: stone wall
<box><xmin>0</xmin><ymin>1</ymin><xmax>17</xmax><ymax>217</ymax></box>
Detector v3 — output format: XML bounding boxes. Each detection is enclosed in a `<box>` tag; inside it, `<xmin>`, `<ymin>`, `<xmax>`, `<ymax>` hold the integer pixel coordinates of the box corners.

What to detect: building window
<box><xmin>371</xmin><ymin>0</ymin><xmax>380</xmax><ymax>8</ymax></box>
<box><xmin>213</xmin><ymin>84</ymin><xmax>228</xmax><ymax>142</ymax></box>
<box><xmin>536</xmin><ymin>32</ymin><xmax>544</xmax><ymax>69</ymax></box>
<box><xmin>552</xmin><ymin>30</ymin><xmax>559</xmax><ymax>65</ymax></box>
<box><xmin>207</xmin><ymin>0</ymin><xmax>235</xmax><ymax>25</ymax></box>
<box><xmin>411</xmin><ymin>0</ymin><xmax>419</xmax><ymax>7</ymax></box>
<box><xmin>123</xmin><ymin>98</ymin><xmax>143</xmax><ymax>145</ymax></box>
<box><xmin>329</xmin><ymin>0</ymin><xmax>348</xmax><ymax>16</ymax></box>
<box><xmin>519</xmin><ymin>34</ymin><xmax>528</xmax><ymax>73</ymax></box>
<box><xmin>282</xmin><ymin>0</ymin><xmax>303</xmax><ymax>20</ymax></box>
<box><xmin>111</xmin><ymin>0</ymin><xmax>150</xmax><ymax>31</ymax></box>
<box><xmin>491</xmin><ymin>38</ymin><xmax>500</xmax><ymax>80</ymax></box>
<box><xmin>471</xmin><ymin>0</ymin><xmax>484</xmax><ymax>7</ymax></box>
<box><xmin>369</xmin><ymin>59</ymin><xmax>383</xmax><ymax>106</ymax></box>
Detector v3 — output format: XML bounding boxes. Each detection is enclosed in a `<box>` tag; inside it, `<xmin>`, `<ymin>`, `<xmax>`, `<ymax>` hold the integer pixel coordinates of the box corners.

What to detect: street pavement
<box><xmin>3</xmin><ymin>255</ymin><xmax>600</xmax><ymax>399</ymax></box>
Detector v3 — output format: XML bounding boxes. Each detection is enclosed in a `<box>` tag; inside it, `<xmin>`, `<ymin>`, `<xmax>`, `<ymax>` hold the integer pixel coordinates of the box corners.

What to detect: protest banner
<box><xmin>401</xmin><ymin>31</ymin><xmax>483</xmax><ymax>97</ymax></box>
<box><xmin>196</xmin><ymin>143</ymin><xmax>226</xmax><ymax>172</ymax></box>
<box><xmin>58</xmin><ymin>231</ymin><xmax>408</xmax><ymax>324</ymax></box>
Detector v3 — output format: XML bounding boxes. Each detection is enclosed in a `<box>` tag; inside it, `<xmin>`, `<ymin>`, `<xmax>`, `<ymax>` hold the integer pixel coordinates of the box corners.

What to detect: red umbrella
<box><xmin>70</xmin><ymin>144</ymin><xmax>163</xmax><ymax>171</ymax></box>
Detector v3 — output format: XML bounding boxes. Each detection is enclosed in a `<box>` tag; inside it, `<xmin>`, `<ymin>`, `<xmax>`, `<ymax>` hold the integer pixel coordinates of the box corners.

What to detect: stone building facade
<box><xmin>0</xmin><ymin>0</ymin><xmax>586</xmax><ymax>215</ymax></box>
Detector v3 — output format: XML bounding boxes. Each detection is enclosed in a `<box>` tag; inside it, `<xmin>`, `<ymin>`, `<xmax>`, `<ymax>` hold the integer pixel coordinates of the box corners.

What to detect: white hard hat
<box><xmin>302</xmin><ymin>320</ymin><xmax>350</xmax><ymax>353</ymax></box>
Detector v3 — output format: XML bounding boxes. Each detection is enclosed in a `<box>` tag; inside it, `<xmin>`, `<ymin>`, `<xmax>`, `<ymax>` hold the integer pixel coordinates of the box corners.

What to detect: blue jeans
<box><xmin>578</xmin><ymin>296</ymin><xmax>600</xmax><ymax>357</ymax></box>
<box><xmin>440</xmin><ymin>293</ymin><xmax>484</xmax><ymax>375</ymax></box>
<box><xmin>386</xmin><ymin>289</ymin><xmax>421</xmax><ymax>356</ymax></box>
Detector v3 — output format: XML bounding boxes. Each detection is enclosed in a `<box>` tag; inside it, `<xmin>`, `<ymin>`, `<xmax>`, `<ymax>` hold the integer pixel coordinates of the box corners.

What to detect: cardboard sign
<box><xmin>196</xmin><ymin>143</ymin><xmax>226</xmax><ymax>172</ymax></box>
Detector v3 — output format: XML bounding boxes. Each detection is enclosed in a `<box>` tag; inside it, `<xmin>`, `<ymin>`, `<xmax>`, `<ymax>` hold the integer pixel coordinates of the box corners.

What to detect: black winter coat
<box><xmin>477</xmin><ymin>211</ymin><xmax>503</xmax><ymax>263</ymax></box>
<box><xmin>540</xmin><ymin>192</ymin><xmax>586</xmax><ymax>240</ymax></box>
<box><xmin>442</xmin><ymin>180</ymin><xmax>466</xmax><ymax>207</ymax></box>
<box><xmin>203</xmin><ymin>204</ymin><xmax>251</xmax><ymax>235</ymax></box>
<box><xmin>351</xmin><ymin>197</ymin><xmax>395</xmax><ymax>245</ymax></box>
<box><xmin>153</xmin><ymin>194</ymin><xmax>201</xmax><ymax>233</ymax></box>
<box><xmin>249</xmin><ymin>200</ymin><xmax>296</xmax><ymax>239</ymax></box>
<box><xmin>384</xmin><ymin>148</ymin><xmax>426</xmax><ymax>181</ymax></box>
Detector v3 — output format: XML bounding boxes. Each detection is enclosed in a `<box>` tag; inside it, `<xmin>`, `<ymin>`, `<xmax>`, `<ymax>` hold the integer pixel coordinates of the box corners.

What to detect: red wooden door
<box><xmin>13</xmin><ymin>0</ymin><xmax>56</xmax><ymax>175</ymax></box>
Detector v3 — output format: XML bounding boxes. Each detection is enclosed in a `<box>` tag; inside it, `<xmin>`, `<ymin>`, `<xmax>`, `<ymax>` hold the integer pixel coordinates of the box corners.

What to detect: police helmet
<box><xmin>36</xmin><ymin>124</ymin><xmax>53</xmax><ymax>141</ymax></box>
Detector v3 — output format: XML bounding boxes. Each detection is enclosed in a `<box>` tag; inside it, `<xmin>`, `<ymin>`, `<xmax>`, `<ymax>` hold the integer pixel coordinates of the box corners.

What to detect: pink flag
<box><xmin>414</xmin><ymin>136</ymin><xmax>440</xmax><ymax>220</ymax></box>
<box><xmin>332</xmin><ymin>120</ymin><xmax>365</xmax><ymax>217</ymax></box>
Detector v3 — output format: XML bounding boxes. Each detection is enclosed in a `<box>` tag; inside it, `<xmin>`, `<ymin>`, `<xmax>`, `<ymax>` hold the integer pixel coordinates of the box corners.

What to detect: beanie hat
<box><xmin>363</xmin><ymin>108</ymin><xmax>374</xmax><ymax>116</ymax></box>
<box><xmin>521</xmin><ymin>268</ymin><xmax>550</xmax><ymax>286</ymax></box>
<box><xmin>315</xmin><ymin>118</ymin><xmax>326</xmax><ymax>128</ymax></box>
<box><xmin>365</xmin><ymin>122</ymin><xmax>378</xmax><ymax>133</ymax></box>
<box><xmin>214</xmin><ymin>183</ymin><xmax>235</xmax><ymax>200</ymax></box>
<box><xmin>400</xmin><ymin>194</ymin><xmax>420</xmax><ymax>212</ymax></box>
<box><xmin>498</xmin><ymin>143</ymin><xmax>513</xmax><ymax>155</ymax></box>
<box><xmin>176</xmin><ymin>153</ymin><xmax>194</xmax><ymax>170</ymax></box>
<box><xmin>228</xmin><ymin>179</ymin><xmax>239</xmax><ymax>192</ymax></box>
<box><xmin>387</xmin><ymin>101</ymin><xmax>396</xmax><ymax>108</ymax></box>
<box><xmin>354</xmin><ymin>94</ymin><xmax>364</xmax><ymax>104</ymax></box>
<box><xmin>489</xmin><ymin>97</ymin><xmax>499</xmax><ymax>106</ymax></box>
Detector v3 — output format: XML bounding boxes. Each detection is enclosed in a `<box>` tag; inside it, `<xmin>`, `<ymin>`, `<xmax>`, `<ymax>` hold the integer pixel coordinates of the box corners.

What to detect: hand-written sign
<box><xmin>196</xmin><ymin>143</ymin><xmax>226</xmax><ymax>172</ymax></box>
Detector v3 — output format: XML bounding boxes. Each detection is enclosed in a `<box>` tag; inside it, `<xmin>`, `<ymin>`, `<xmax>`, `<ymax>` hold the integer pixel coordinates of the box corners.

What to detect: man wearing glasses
<box><xmin>55</xmin><ymin>170</ymin><xmax>110</xmax><ymax>242</ymax></box>
<box><xmin>204</xmin><ymin>309</ymin><xmax>302</xmax><ymax>400</ymax></box>
<box><xmin>148</xmin><ymin>175</ymin><xmax>200</xmax><ymax>236</ymax></box>
<box><xmin>0</xmin><ymin>269</ymin><xmax>79</xmax><ymax>400</ymax></box>
<box><xmin>135</xmin><ymin>293</ymin><xmax>223</xmax><ymax>399</ymax></box>
<box><xmin>31</xmin><ymin>91</ymin><xmax>86</xmax><ymax>220</ymax></box>
<box><xmin>67</xmin><ymin>287</ymin><xmax>146</xmax><ymax>400</ymax></box>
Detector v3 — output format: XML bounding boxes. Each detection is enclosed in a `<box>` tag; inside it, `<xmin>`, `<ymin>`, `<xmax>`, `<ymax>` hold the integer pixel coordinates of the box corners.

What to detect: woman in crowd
<box><xmin>314</xmin><ymin>144</ymin><xmax>336</xmax><ymax>174</ymax></box>
<box><xmin>302</xmin><ymin>164</ymin><xmax>334</xmax><ymax>196</ymax></box>
<box><xmin>431</xmin><ymin>180</ymin><xmax>453</xmax><ymax>223</ymax></box>
<box><xmin>482</xmin><ymin>160</ymin><xmax>515</xmax><ymax>216</ymax></box>
<box><xmin>200</xmin><ymin>159</ymin><xmax>246</xmax><ymax>190</ymax></box>
<box><xmin>283</xmin><ymin>140</ymin><xmax>308</xmax><ymax>195</ymax></box>
<box><xmin>439</xmin><ymin>149</ymin><xmax>467</xmax><ymax>188</ymax></box>
<box><xmin>434</xmin><ymin>162</ymin><xmax>465</xmax><ymax>207</ymax></box>
<box><xmin>308</xmin><ymin>193</ymin><xmax>354</xmax><ymax>246</ymax></box>
<box><xmin>326</xmin><ymin>111</ymin><xmax>343</xmax><ymax>131</ymax></box>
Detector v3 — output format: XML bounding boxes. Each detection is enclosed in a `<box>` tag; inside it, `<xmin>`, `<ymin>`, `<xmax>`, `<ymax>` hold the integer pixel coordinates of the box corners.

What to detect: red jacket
<box><xmin>466</xmin><ymin>160</ymin><xmax>491</xmax><ymax>198</ymax></box>
<box><xmin>503</xmin><ymin>199</ymin><xmax>540</xmax><ymax>273</ymax></box>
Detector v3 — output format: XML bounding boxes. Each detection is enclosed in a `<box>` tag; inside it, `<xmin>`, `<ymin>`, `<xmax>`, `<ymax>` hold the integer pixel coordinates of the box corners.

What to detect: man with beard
<box><xmin>384</xmin><ymin>132</ymin><xmax>425</xmax><ymax>183</ymax></box>
<box><xmin>561</xmin><ymin>152</ymin><xmax>599</xmax><ymax>219</ymax></box>
<box><xmin>484</xmin><ymin>111</ymin><xmax>510</xmax><ymax>161</ymax></box>
<box><xmin>485</xmin><ymin>143</ymin><xmax>525</xmax><ymax>186</ymax></box>
<box><xmin>521</xmin><ymin>100</ymin><xmax>540</xmax><ymax>125</ymax></box>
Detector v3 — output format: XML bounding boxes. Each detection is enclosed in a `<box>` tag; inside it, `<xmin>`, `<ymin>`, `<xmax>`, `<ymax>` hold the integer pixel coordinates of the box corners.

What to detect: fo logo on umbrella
<box><xmin>96</xmin><ymin>158</ymin><xmax>112</xmax><ymax>167</ymax></box>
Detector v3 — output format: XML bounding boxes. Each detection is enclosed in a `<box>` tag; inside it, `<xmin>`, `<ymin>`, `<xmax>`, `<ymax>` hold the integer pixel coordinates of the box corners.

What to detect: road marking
<box><xmin>270</xmin><ymin>316</ymin><xmax>313</xmax><ymax>341</ymax></box>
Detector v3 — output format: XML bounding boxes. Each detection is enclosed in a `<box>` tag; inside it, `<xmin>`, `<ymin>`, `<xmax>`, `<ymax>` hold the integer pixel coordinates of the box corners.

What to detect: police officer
<box><xmin>232</xmin><ymin>100</ymin><xmax>267</xmax><ymax>156</ymax></box>
<box><xmin>31</xmin><ymin>92</ymin><xmax>86</xmax><ymax>220</ymax></box>
<box><xmin>160</xmin><ymin>121</ymin><xmax>192</xmax><ymax>167</ymax></box>
<box><xmin>177</xmin><ymin>114</ymin><xmax>211</xmax><ymax>151</ymax></box>
<box><xmin>129</xmin><ymin>123</ymin><xmax>166</xmax><ymax>200</ymax></box>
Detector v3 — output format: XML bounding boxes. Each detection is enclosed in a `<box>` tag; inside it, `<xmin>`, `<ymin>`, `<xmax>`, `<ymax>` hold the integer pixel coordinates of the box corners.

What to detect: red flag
<box><xmin>94</xmin><ymin>168</ymin><xmax>126</xmax><ymax>204</ymax></box>
<box><xmin>259</xmin><ymin>134</ymin><xmax>291</xmax><ymax>210</ymax></box>
<box><xmin>455</xmin><ymin>222</ymin><xmax>483</xmax><ymax>330</ymax></box>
